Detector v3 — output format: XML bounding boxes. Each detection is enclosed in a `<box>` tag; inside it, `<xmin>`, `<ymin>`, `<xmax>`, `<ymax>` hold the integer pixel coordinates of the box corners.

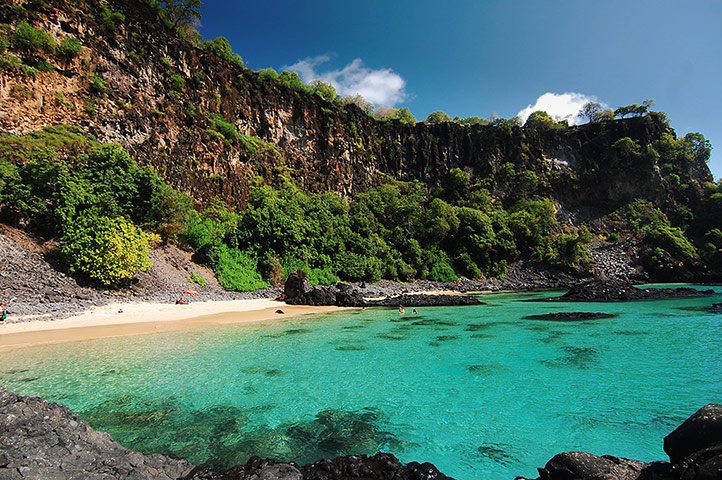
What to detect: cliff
<box><xmin>0</xmin><ymin>0</ymin><xmax>713</xmax><ymax>216</ymax></box>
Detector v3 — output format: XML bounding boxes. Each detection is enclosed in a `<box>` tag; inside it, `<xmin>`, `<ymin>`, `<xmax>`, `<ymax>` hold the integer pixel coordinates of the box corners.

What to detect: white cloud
<box><xmin>284</xmin><ymin>56</ymin><xmax>407</xmax><ymax>107</ymax></box>
<box><xmin>517</xmin><ymin>92</ymin><xmax>598</xmax><ymax>125</ymax></box>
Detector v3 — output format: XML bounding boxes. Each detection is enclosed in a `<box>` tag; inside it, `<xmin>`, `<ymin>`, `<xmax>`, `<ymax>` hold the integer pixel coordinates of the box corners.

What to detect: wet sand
<box><xmin>0</xmin><ymin>299</ymin><xmax>349</xmax><ymax>352</ymax></box>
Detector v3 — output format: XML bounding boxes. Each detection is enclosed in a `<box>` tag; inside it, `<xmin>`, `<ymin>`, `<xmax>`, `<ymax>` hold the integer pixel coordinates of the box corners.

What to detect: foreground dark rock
<box><xmin>0</xmin><ymin>388</ymin><xmax>194</xmax><ymax>479</ymax></box>
<box><xmin>712</xmin><ymin>303</ymin><xmax>722</xmax><ymax>313</ymax></box>
<box><xmin>284</xmin><ymin>270</ymin><xmax>482</xmax><ymax>307</ymax></box>
<box><xmin>544</xmin><ymin>279</ymin><xmax>716</xmax><ymax>302</ymax></box>
<box><xmin>524</xmin><ymin>312</ymin><xmax>616</xmax><ymax>321</ymax></box>
<box><xmin>521</xmin><ymin>404</ymin><xmax>722</xmax><ymax>480</ymax></box>
<box><xmin>185</xmin><ymin>453</ymin><xmax>450</xmax><ymax>480</ymax></box>
<box><xmin>664</xmin><ymin>404</ymin><xmax>722</xmax><ymax>464</ymax></box>
<box><xmin>0</xmin><ymin>387</ymin><xmax>452</xmax><ymax>480</ymax></box>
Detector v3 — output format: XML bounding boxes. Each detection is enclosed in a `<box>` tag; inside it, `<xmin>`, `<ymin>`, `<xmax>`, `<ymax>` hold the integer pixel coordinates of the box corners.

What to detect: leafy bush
<box><xmin>98</xmin><ymin>5</ymin><xmax>125</xmax><ymax>35</ymax></box>
<box><xmin>61</xmin><ymin>213</ymin><xmax>152</xmax><ymax>285</ymax></box>
<box><xmin>169</xmin><ymin>74</ymin><xmax>186</xmax><ymax>92</ymax></box>
<box><xmin>13</xmin><ymin>21</ymin><xmax>55</xmax><ymax>54</ymax></box>
<box><xmin>89</xmin><ymin>72</ymin><xmax>108</xmax><ymax>94</ymax></box>
<box><xmin>188</xmin><ymin>271</ymin><xmax>207</xmax><ymax>286</ymax></box>
<box><xmin>208</xmin><ymin>114</ymin><xmax>239</xmax><ymax>142</ymax></box>
<box><xmin>202</xmin><ymin>37</ymin><xmax>243</xmax><ymax>67</ymax></box>
<box><xmin>57</xmin><ymin>36</ymin><xmax>82</xmax><ymax>60</ymax></box>
<box><xmin>207</xmin><ymin>244</ymin><xmax>268</xmax><ymax>291</ymax></box>
<box><xmin>429</xmin><ymin>256</ymin><xmax>457</xmax><ymax>282</ymax></box>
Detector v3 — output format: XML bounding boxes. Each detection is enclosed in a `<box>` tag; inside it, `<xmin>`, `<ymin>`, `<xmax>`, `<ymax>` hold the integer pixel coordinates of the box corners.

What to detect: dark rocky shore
<box><xmin>538</xmin><ymin>278</ymin><xmax>717</xmax><ymax>302</ymax></box>
<box><xmin>283</xmin><ymin>270</ymin><xmax>483</xmax><ymax>307</ymax></box>
<box><xmin>2</xmin><ymin>387</ymin><xmax>722</xmax><ymax>480</ymax></box>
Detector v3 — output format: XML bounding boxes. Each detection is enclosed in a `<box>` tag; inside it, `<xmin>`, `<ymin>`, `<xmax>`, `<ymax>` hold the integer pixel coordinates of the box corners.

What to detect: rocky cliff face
<box><xmin>0</xmin><ymin>0</ymin><xmax>713</xmax><ymax>219</ymax></box>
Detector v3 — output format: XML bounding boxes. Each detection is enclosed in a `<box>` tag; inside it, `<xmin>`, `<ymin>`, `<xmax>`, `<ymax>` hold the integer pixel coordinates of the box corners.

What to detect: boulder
<box><xmin>284</xmin><ymin>270</ymin><xmax>311</xmax><ymax>300</ymax></box>
<box><xmin>537</xmin><ymin>452</ymin><xmax>650</xmax><ymax>480</ymax></box>
<box><xmin>664</xmin><ymin>404</ymin><xmax>722</xmax><ymax>464</ymax></box>
<box><xmin>670</xmin><ymin>444</ymin><xmax>722</xmax><ymax>480</ymax></box>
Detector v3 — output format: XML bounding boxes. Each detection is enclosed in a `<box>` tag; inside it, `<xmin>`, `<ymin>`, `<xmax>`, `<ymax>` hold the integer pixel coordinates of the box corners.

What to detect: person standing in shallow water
<box><xmin>399</xmin><ymin>306</ymin><xmax>405</xmax><ymax>315</ymax></box>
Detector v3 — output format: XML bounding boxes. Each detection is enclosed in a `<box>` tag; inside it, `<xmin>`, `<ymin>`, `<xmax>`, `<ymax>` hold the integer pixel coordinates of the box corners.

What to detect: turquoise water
<box><xmin>1</xmin><ymin>287</ymin><xmax>721</xmax><ymax>479</ymax></box>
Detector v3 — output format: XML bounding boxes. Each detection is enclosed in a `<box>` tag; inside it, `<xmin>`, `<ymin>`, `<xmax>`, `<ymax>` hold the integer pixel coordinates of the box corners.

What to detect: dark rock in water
<box><xmin>0</xmin><ymin>387</ymin><xmax>194</xmax><ymax>479</ymax></box>
<box><xmin>0</xmin><ymin>387</ymin><xmax>453</xmax><ymax>479</ymax></box>
<box><xmin>541</xmin><ymin>279</ymin><xmax>716</xmax><ymax>302</ymax></box>
<box><xmin>366</xmin><ymin>293</ymin><xmax>483</xmax><ymax>308</ymax></box>
<box><xmin>712</xmin><ymin>303</ymin><xmax>722</xmax><ymax>313</ymax></box>
<box><xmin>524</xmin><ymin>312</ymin><xmax>617</xmax><ymax>321</ymax></box>
<box><xmin>284</xmin><ymin>270</ymin><xmax>312</xmax><ymax>300</ymax></box>
<box><xmin>664</xmin><ymin>404</ymin><xmax>722</xmax><ymax>464</ymax></box>
<box><xmin>536</xmin><ymin>451</ymin><xmax>652</xmax><ymax>480</ymax></box>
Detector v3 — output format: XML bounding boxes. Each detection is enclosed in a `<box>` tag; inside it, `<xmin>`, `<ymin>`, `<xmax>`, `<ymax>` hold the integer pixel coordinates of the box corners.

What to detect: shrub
<box><xmin>169</xmin><ymin>74</ymin><xmax>186</xmax><ymax>92</ymax></box>
<box><xmin>57</xmin><ymin>36</ymin><xmax>82</xmax><ymax>60</ymax></box>
<box><xmin>429</xmin><ymin>256</ymin><xmax>457</xmax><ymax>282</ymax></box>
<box><xmin>208</xmin><ymin>114</ymin><xmax>239</xmax><ymax>142</ymax></box>
<box><xmin>35</xmin><ymin>59</ymin><xmax>54</xmax><ymax>72</ymax></box>
<box><xmin>89</xmin><ymin>72</ymin><xmax>108</xmax><ymax>94</ymax></box>
<box><xmin>208</xmin><ymin>244</ymin><xmax>268</xmax><ymax>291</ymax></box>
<box><xmin>258</xmin><ymin>68</ymin><xmax>279</xmax><ymax>81</ymax></box>
<box><xmin>98</xmin><ymin>5</ymin><xmax>125</xmax><ymax>35</ymax></box>
<box><xmin>188</xmin><ymin>271</ymin><xmax>207</xmax><ymax>286</ymax></box>
<box><xmin>202</xmin><ymin>37</ymin><xmax>243</xmax><ymax>67</ymax></box>
<box><xmin>61</xmin><ymin>213</ymin><xmax>152</xmax><ymax>285</ymax></box>
<box><xmin>13</xmin><ymin>21</ymin><xmax>55</xmax><ymax>54</ymax></box>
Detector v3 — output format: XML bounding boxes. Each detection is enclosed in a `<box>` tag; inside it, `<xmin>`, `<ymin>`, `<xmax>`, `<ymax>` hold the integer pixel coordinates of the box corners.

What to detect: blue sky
<box><xmin>198</xmin><ymin>1</ymin><xmax>722</xmax><ymax>179</ymax></box>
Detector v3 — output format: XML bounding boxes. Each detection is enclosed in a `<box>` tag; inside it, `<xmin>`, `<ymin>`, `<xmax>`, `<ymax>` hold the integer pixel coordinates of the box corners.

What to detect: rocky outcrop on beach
<box><xmin>0</xmin><ymin>387</ymin><xmax>451</xmax><ymax>480</ymax></box>
<box><xmin>548</xmin><ymin>279</ymin><xmax>716</xmax><ymax>302</ymax></box>
<box><xmin>283</xmin><ymin>270</ymin><xmax>482</xmax><ymax>308</ymax></box>
<box><xmin>521</xmin><ymin>404</ymin><xmax>722</xmax><ymax>480</ymax></box>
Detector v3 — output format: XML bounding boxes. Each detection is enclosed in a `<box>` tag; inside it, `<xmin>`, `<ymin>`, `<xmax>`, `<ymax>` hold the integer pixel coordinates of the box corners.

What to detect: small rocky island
<box><xmin>3</xmin><ymin>386</ymin><xmax>722</xmax><ymax>480</ymax></box>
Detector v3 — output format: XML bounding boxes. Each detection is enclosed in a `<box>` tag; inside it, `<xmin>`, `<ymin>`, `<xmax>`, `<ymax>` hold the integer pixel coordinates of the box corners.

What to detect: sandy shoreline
<box><xmin>0</xmin><ymin>299</ymin><xmax>350</xmax><ymax>353</ymax></box>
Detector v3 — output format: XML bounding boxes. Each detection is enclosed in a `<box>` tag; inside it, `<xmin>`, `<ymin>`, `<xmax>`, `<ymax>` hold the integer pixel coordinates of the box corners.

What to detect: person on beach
<box><xmin>1</xmin><ymin>303</ymin><xmax>7</xmax><ymax>326</ymax></box>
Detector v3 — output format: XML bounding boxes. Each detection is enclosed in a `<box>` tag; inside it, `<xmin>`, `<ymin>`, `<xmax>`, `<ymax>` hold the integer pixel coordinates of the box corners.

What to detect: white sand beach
<box><xmin>0</xmin><ymin>299</ymin><xmax>349</xmax><ymax>352</ymax></box>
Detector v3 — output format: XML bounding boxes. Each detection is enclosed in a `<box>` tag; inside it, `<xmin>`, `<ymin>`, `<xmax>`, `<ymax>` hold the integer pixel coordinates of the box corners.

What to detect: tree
<box><xmin>524</xmin><ymin>111</ymin><xmax>557</xmax><ymax>131</ymax></box>
<box><xmin>683</xmin><ymin>132</ymin><xmax>712</xmax><ymax>163</ymax></box>
<box><xmin>614</xmin><ymin>100</ymin><xmax>653</xmax><ymax>119</ymax></box>
<box><xmin>425</xmin><ymin>111</ymin><xmax>452</xmax><ymax>124</ymax></box>
<box><xmin>579</xmin><ymin>102</ymin><xmax>613</xmax><ymax>123</ymax></box>
<box><xmin>61</xmin><ymin>213</ymin><xmax>152</xmax><ymax>285</ymax></box>
<box><xmin>374</xmin><ymin>107</ymin><xmax>416</xmax><ymax>124</ymax></box>
<box><xmin>161</xmin><ymin>0</ymin><xmax>202</xmax><ymax>28</ymax></box>
<box><xmin>309</xmin><ymin>80</ymin><xmax>339</xmax><ymax>103</ymax></box>
<box><xmin>343</xmin><ymin>93</ymin><xmax>374</xmax><ymax>114</ymax></box>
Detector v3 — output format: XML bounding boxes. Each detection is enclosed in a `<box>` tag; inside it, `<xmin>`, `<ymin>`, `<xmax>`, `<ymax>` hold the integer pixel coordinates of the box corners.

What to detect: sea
<box><xmin>1</xmin><ymin>285</ymin><xmax>721</xmax><ymax>480</ymax></box>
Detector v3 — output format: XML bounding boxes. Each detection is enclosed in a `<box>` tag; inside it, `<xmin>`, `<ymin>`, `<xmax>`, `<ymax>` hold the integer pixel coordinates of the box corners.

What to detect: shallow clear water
<box><xmin>1</xmin><ymin>287</ymin><xmax>721</xmax><ymax>480</ymax></box>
